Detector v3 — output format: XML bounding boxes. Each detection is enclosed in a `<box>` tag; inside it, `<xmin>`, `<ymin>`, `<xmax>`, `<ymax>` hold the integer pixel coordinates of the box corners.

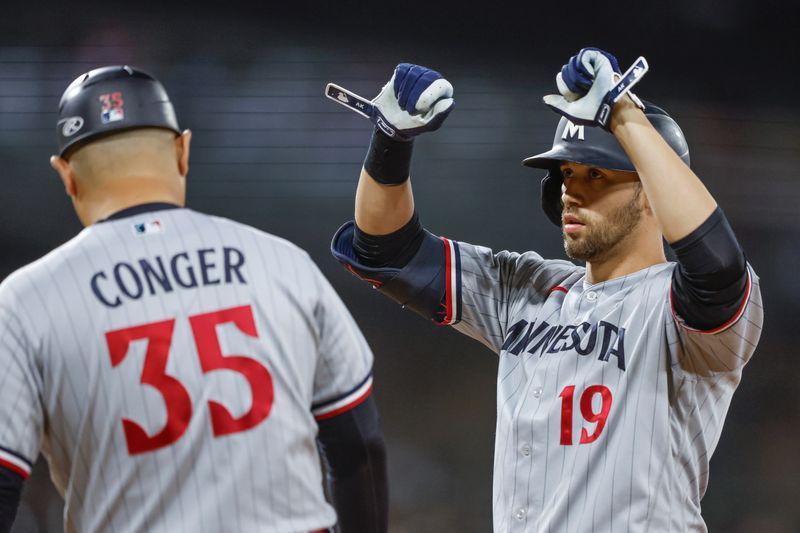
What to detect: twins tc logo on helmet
<box><xmin>99</xmin><ymin>91</ymin><xmax>125</xmax><ymax>124</ymax></box>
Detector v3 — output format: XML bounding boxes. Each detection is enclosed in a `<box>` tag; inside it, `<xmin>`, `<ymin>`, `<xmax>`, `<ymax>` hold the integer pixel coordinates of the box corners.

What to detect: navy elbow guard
<box><xmin>331</xmin><ymin>221</ymin><xmax>450</xmax><ymax>323</ymax></box>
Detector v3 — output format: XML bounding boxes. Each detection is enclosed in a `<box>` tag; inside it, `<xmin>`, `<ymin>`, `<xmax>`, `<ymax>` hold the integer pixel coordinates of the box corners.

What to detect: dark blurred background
<box><xmin>1</xmin><ymin>1</ymin><xmax>798</xmax><ymax>531</ymax></box>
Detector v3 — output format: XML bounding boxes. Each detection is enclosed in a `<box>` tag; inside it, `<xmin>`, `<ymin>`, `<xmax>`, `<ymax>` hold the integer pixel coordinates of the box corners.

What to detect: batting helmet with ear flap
<box><xmin>522</xmin><ymin>102</ymin><xmax>690</xmax><ymax>226</ymax></box>
<box><xmin>56</xmin><ymin>65</ymin><xmax>180</xmax><ymax>158</ymax></box>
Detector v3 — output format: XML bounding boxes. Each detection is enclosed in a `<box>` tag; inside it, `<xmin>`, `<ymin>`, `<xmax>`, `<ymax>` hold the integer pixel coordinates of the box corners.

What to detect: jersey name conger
<box><xmin>90</xmin><ymin>246</ymin><xmax>247</xmax><ymax>308</ymax></box>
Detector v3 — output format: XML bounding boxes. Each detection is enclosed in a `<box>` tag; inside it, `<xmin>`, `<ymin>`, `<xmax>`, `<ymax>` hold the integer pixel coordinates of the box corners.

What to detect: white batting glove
<box><xmin>325</xmin><ymin>63</ymin><xmax>454</xmax><ymax>141</ymax></box>
<box><xmin>370</xmin><ymin>63</ymin><xmax>455</xmax><ymax>141</ymax></box>
<box><xmin>543</xmin><ymin>48</ymin><xmax>647</xmax><ymax>130</ymax></box>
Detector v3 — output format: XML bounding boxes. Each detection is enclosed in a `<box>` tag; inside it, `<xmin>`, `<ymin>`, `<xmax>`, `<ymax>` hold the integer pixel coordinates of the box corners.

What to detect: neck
<box><xmin>584</xmin><ymin>226</ymin><xmax>666</xmax><ymax>284</ymax></box>
<box><xmin>78</xmin><ymin>176</ymin><xmax>184</xmax><ymax>226</ymax></box>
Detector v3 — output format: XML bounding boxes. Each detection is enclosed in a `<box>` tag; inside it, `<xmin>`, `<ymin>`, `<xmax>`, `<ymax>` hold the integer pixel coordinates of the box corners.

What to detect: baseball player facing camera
<box><xmin>329</xmin><ymin>50</ymin><xmax>763</xmax><ymax>531</ymax></box>
<box><xmin>0</xmin><ymin>66</ymin><xmax>388</xmax><ymax>533</ymax></box>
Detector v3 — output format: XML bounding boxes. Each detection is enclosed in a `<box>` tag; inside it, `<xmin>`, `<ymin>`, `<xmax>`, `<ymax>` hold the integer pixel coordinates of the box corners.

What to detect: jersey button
<box><xmin>521</xmin><ymin>444</ymin><xmax>531</xmax><ymax>457</ymax></box>
<box><xmin>585</xmin><ymin>291</ymin><xmax>597</xmax><ymax>302</ymax></box>
<box><xmin>514</xmin><ymin>508</ymin><xmax>527</xmax><ymax>521</ymax></box>
<box><xmin>532</xmin><ymin>387</ymin><xmax>543</xmax><ymax>398</ymax></box>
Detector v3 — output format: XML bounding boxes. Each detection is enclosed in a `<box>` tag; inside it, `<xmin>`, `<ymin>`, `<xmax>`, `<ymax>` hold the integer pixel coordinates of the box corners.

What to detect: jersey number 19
<box><xmin>559</xmin><ymin>384</ymin><xmax>613</xmax><ymax>446</ymax></box>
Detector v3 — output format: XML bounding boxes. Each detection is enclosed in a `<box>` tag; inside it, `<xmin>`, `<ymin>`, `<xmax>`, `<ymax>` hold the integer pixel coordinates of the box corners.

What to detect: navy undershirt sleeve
<box><xmin>671</xmin><ymin>207</ymin><xmax>748</xmax><ymax>330</ymax></box>
<box><xmin>0</xmin><ymin>466</ymin><xmax>23</xmax><ymax>533</ymax></box>
<box><xmin>353</xmin><ymin>212</ymin><xmax>424</xmax><ymax>269</ymax></box>
<box><xmin>317</xmin><ymin>396</ymin><xmax>388</xmax><ymax>533</ymax></box>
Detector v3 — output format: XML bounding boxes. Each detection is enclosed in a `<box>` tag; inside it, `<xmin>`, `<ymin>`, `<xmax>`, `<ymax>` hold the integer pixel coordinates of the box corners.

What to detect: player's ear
<box><xmin>176</xmin><ymin>130</ymin><xmax>191</xmax><ymax>177</ymax></box>
<box><xmin>50</xmin><ymin>155</ymin><xmax>78</xmax><ymax>198</ymax></box>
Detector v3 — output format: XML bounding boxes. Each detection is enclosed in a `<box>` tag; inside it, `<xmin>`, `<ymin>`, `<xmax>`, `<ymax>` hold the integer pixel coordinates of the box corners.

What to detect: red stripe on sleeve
<box><xmin>669</xmin><ymin>270</ymin><xmax>752</xmax><ymax>335</ymax></box>
<box><xmin>0</xmin><ymin>458</ymin><xmax>30</xmax><ymax>479</ymax></box>
<box><xmin>442</xmin><ymin>238</ymin><xmax>453</xmax><ymax>324</ymax></box>
<box><xmin>314</xmin><ymin>386</ymin><xmax>373</xmax><ymax>421</ymax></box>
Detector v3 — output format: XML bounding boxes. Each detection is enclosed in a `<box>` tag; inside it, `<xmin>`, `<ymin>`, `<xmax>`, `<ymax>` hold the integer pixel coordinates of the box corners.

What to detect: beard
<box><xmin>563</xmin><ymin>187</ymin><xmax>643</xmax><ymax>262</ymax></box>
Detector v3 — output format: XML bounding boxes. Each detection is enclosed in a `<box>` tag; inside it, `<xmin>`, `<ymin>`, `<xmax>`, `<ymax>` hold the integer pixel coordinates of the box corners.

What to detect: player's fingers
<box><xmin>395</xmin><ymin>64</ymin><xmax>428</xmax><ymax>110</ymax></box>
<box><xmin>407</xmin><ymin>96</ymin><xmax>454</xmax><ymax>126</ymax></box>
<box><xmin>543</xmin><ymin>94</ymin><xmax>570</xmax><ymax>114</ymax></box>
<box><xmin>422</xmin><ymin>97</ymin><xmax>454</xmax><ymax>131</ymax></box>
<box><xmin>429</xmin><ymin>97</ymin><xmax>454</xmax><ymax>118</ymax></box>
<box><xmin>416</xmin><ymin>78</ymin><xmax>454</xmax><ymax>113</ymax></box>
<box><xmin>579</xmin><ymin>49</ymin><xmax>611</xmax><ymax>79</ymax></box>
<box><xmin>404</xmin><ymin>69</ymin><xmax>446</xmax><ymax>113</ymax></box>
<box><xmin>556</xmin><ymin>72</ymin><xmax>582</xmax><ymax>103</ymax></box>
<box><xmin>565</xmin><ymin>56</ymin><xmax>593</xmax><ymax>90</ymax></box>
<box><xmin>571</xmin><ymin>53</ymin><xmax>591</xmax><ymax>79</ymax></box>
<box><xmin>580</xmin><ymin>47</ymin><xmax>622</xmax><ymax>74</ymax></box>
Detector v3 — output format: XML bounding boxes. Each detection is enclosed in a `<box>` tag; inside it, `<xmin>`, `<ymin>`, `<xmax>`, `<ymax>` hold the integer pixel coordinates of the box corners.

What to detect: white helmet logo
<box><xmin>61</xmin><ymin>117</ymin><xmax>84</xmax><ymax>137</ymax></box>
<box><xmin>562</xmin><ymin>121</ymin><xmax>585</xmax><ymax>141</ymax></box>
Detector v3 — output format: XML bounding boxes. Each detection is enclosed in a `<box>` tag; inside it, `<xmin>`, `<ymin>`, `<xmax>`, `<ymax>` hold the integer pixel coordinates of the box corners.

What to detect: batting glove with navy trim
<box><xmin>544</xmin><ymin>48</ymin><xmax>645</xmax><ymax>130</ymax></box>
<box><xmin>371</xmin><ymin>63</ymin><xmax>455</xmax><ymax>141</ymax></box>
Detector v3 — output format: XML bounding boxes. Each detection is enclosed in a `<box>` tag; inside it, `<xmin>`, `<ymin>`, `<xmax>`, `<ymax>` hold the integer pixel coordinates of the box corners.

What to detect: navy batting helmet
<box><xmin>522</xmin><ymin>103</ymin><xmax>690</xmax><ymax>226</ymax></box>
<box><xmin>56</xmin><ymin>65</ymin><xmax>180</xmax><ymax>158</ymax></box>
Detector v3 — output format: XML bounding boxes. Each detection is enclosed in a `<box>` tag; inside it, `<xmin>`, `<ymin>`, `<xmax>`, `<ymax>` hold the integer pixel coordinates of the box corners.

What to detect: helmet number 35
<box><xmin>104</xmin><ymin>304</ymin><xmax>274</xmax><ymax>455</ymax></box>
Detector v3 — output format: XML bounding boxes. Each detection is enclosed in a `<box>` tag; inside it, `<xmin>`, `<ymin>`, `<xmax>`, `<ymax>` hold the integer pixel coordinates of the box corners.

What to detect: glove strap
<box><xmin>364</xmin><ymin>128</ymin><xmax>414</xmax><ymax>185</ymax></box>
<box><xmin>595</xmin><ymin>56</ymin><xmax>649</xmax><ymax>130</ymax></box>
<box><xmin>595</xmin><ymin>99</ymin><xmax>616</xmax><ymax>131</ymax></box>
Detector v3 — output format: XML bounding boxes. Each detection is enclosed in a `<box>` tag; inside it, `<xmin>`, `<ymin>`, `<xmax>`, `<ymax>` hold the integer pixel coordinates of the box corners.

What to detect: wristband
<box><xmin>363</xmin><ymin>128</ymin><xmax>414</xmax><ymax>185</ymax></box>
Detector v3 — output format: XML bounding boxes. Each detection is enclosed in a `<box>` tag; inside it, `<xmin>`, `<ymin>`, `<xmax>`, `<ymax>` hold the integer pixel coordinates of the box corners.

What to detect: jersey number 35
<box><xmin>104</xmin><ymin>304</ymin><xmax>273</xmax><ymax>455</ymax></box>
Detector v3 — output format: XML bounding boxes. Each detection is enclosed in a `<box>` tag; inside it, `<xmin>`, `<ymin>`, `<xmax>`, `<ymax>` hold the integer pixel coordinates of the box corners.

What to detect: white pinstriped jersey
<box><xmin>0</xmin><ymin>206</ymin><xmax>373</xmax><ymax>533</ymax></box>
<box><xmin>438</xmin><ymin>240</ymin><xmax>763</xmax><ymax>532</ymax></box>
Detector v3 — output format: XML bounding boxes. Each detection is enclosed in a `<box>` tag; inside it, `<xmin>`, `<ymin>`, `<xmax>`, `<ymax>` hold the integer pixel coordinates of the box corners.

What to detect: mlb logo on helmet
<box><xmin>100</xmin><ymin>91</ymin><xmax>125</xmax><ymax>124</ymax></box>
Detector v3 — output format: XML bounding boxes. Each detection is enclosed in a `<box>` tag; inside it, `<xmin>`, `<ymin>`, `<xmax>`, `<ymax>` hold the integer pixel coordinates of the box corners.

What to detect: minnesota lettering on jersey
<box><xmin>501</xmin><ymin>318</ymin><xmax>626</xmax><ymax>370</ymax></box>
<box><xmin>90</xmin><ymin>246</ymin><xmax>246</xmax><ymax>308</ymax></box>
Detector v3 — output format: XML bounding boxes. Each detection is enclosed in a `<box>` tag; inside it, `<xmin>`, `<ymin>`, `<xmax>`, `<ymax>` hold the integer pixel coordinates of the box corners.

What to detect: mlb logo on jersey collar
<box><xmin>132</xmin><ymin>219</ymin><xmax>164</xmax><ymax>236</ymax></box>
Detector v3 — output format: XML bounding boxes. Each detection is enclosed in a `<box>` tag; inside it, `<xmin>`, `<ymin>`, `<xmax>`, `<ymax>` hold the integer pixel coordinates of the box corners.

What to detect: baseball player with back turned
<box><xmin>0</xmin><ymin>66</ymin><xmax>388</xmax><ymax>533</ymax></box>
<box><xmin>326</xmin><ymin>49</ymin><xmax>763</xmax><ymax>531</ymax></box>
